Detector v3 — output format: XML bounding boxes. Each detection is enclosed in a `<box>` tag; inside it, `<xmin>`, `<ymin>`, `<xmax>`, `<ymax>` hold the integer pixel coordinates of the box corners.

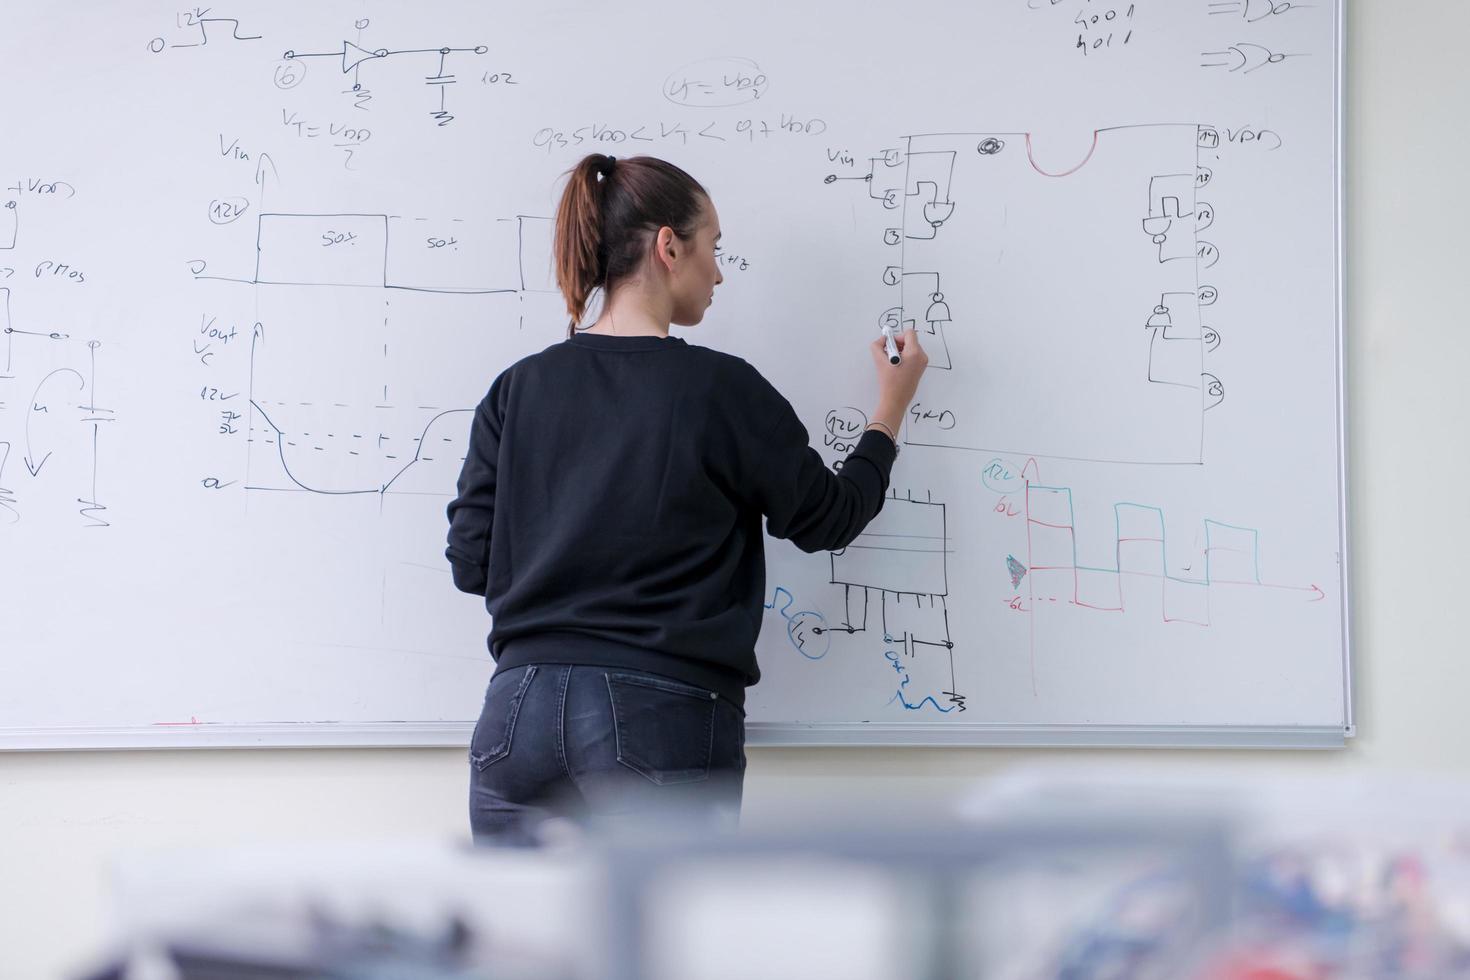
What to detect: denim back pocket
<box><xmin>606</xmin><ymin>672</ymin><xmax>718</xmax><ymax>785</ymax></box>
<box><xmin>469</xmin><ymin>664</ymin><xmax>538</xmax><ymax>771</ymax></box>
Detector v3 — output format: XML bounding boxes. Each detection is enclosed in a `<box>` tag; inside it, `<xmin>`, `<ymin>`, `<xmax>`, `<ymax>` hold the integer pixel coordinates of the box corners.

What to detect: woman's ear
<box><xmin>655</xmin><ymin>226</ymin><xmax>677</xmax><ymax>272</ymax></box>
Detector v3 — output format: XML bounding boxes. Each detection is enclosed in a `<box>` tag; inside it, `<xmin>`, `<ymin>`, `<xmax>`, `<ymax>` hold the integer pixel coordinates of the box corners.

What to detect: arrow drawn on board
<box><xmin>254</xmin><ymin>153</ymin><xmax>279</xmax><ymax>208</ymax></box>
<box><xmin>24</xmin><ymin>367</ymin><xmax>84</xmax><ymax>477</ymax></box>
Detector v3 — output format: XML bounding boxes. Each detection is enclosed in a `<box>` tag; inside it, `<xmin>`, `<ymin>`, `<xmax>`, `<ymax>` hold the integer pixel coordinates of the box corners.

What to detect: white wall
<box><xmin>3</xmin><ymin>3</ymin><xmax>1468</xmax><ymax>977</ymax></box>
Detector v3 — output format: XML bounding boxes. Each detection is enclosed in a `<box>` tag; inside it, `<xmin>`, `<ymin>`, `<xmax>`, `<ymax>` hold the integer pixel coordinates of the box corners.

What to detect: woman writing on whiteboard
<box><xmin>447</xmin><ymin>153</ymin><xmax>928</xmax><ymax>844</ymax></box>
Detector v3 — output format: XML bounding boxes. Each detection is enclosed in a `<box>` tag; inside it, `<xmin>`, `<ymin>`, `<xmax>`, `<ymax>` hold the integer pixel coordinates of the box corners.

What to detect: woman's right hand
<box><xmin>868</xmin><ymin>328</ymin><xmax>929</xmax><ymax>437</ymax></box>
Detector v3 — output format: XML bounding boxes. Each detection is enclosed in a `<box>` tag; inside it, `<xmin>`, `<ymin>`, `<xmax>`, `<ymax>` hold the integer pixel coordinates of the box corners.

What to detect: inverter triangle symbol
<box><xmin>342</xmin><ymin>41</ymin><xmax>384</xmax><ymax>74</ymax></box>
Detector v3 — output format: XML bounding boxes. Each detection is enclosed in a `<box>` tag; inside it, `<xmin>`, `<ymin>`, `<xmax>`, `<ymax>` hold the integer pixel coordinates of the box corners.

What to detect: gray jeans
<box><xmin>468</xmin><ymin>664</ymin><xmax>746</xmax><ymax>845</ymax></box>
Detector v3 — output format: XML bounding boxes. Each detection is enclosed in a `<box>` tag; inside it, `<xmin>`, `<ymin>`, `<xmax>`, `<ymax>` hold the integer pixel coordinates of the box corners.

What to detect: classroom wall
<box><xmin>3</xmin><ymin>3</ymin><xmax>1467</xmax><ymax>977</ymax></box>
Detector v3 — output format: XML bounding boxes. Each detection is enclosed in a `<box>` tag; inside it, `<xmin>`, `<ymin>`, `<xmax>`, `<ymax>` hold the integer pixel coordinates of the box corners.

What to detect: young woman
<box><xmin>447</xmin><ymin>153</ymin><xmax>927</xmax><ymax>844</ymax></box>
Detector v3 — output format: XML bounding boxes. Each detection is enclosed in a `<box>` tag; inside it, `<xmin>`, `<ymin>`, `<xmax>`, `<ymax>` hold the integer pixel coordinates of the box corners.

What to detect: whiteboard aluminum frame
<box><xmin>1334</xmin><ymin>0</ymin><xmax>1356</xmax><ymax>739</ymax></box>
<box><xmin>0</xmin><ymin>721</ymin><xmax>1347</xmax><ymax>751</ymax></box>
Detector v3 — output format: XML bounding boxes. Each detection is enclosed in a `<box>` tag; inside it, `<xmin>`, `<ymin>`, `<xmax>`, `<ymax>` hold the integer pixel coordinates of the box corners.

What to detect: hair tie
<box><xmin>600</xmin><ymin>155</ymin><xmax>616</xmax><ymax>178</ymax></box>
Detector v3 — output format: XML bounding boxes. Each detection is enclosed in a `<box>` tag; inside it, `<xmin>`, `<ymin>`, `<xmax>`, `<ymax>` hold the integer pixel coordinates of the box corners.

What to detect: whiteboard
<box><xmin>0</xmin><ymin>0</ymin><xmax>1349</xmax><ymax>749</ymax></box>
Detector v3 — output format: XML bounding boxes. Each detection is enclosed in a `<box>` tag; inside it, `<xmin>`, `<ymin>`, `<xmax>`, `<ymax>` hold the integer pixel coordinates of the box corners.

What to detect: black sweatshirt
<box><xmin>445</xmin><ymin>332</ymin><xmax>896</xmax><ymax>709</ymax></box>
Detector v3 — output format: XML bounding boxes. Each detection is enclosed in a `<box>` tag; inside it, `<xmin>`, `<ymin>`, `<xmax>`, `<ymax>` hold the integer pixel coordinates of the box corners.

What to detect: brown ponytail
<box><xmin>552</xmin><ymin>154</ymin><xmax>709</xmax><ymax>336</ymax></box>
